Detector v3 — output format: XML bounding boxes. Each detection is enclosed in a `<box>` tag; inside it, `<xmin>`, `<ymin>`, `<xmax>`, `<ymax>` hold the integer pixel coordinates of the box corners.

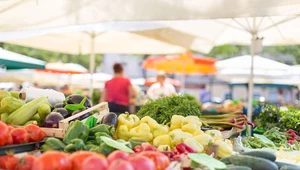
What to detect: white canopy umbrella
<box><xmin>1</xmin><ymin>0</ymin><xmax>300</xmax><ymax>32</ymax></box>
<box><xmin>216</xmin><ymin>55</ymin><xmax>292</xmax><ymax>79</ymax></box>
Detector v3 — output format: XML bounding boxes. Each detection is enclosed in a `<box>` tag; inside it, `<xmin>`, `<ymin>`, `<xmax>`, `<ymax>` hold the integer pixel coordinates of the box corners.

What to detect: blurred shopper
<box><xmin>198</xmin><ymin>84</ymin><xmax>211</xmax><ymax>104</ymax></box>
<box><xmin>277</xmin><ymin>88</ymin><xmax>285</xmax><ymax>106</ymax></box>
<box><xmin>61</xmin><ymin>85</ymin><xmax>70</xmax><ymax>96</ymax></box>
<box><xmin>147</xmin><ymin>71</ymin><xmax>176</xmax><ymax>99</ymax></box>
<box><xmin>100</xmin><ymin>63</ymin><xmax>136</xmax><ymax>113</ymax></box>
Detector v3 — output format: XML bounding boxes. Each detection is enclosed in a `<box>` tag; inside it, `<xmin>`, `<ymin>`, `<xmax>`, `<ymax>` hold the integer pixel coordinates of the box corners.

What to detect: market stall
<box><xmin>0</xmin><ymin>87</ymin><xmax>299</xmax><ymax>170</ymax></box>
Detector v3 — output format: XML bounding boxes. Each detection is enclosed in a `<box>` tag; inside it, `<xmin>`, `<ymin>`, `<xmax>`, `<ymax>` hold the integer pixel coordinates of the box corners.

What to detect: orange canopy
<box><xmin>142</xmin><ymin>52</ymin><xmax>217</xmax><ymax>74</ymax></box>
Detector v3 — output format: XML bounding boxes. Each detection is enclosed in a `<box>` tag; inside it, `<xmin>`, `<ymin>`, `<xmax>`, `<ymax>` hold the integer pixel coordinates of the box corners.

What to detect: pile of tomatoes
<box><xmin>0</xmin><ymin>150</ymin><xmax>170</xmax><ymax>170</ymax></box>
<box><xmin>0</xmin><ymin>122</ymin><xmax>46</xmax><ymax>146</ymax></box>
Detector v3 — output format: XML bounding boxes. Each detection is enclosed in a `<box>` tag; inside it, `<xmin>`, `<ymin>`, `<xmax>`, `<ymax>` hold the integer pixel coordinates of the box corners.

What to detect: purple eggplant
<box><xmin>44</xmin><ymin>112</ymin><xmax>64</xmax><ymax>128</ymax></box>
<box><xmin>72</xmin><ymin>108</ymin><xmax>91</xmax><ymax>121</ymax></box>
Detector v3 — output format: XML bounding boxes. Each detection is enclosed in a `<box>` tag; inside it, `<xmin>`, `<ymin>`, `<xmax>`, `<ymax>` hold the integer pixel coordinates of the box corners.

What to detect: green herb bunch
<box><xmin>136</xmin><ymin>94</ymin><xmax>202</xmax><ymax>124</ymax></box>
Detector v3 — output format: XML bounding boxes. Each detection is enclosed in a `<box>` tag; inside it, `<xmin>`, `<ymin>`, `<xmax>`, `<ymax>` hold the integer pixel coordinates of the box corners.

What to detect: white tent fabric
<box><xmin>4</xmin><ymin>30</ymin><xmax>191</xmax><ymax>55</ymax></box>
<box><xmin>216</xmin><ymin>55</ymin><xmax>292</xmax><ymax>78</ymax></box>
<box><xmin>1</xmin><ymin>0</ymin><xmax>300</xmax><ymax>32</ymax></box>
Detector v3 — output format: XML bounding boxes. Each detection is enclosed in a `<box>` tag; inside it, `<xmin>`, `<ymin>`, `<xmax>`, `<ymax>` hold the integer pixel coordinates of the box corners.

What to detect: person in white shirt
<box><xmin>147</xmin><ymin>71</ymin><xmax>177</xmax><ymax>99</ymax></box>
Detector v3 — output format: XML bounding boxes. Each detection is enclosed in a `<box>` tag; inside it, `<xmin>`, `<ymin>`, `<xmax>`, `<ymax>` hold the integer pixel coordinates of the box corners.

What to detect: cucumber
<box><xmin>227</xmin><ymin>165</ymin><xmax>252</xmax><ymax>170</ymax></box>
<box><xmin>229</xmin><ymin>155</ymin><xmax>278</xmax><ymax>170</ymax></box>
<box><xmin>241</xmin><ymin>150</ymin><xmax>276</xmax><ymax>162</ymax></box>
<box><xmin>220</xmin><ymin>157</ymin><xmax>232</xmax><ymax>165</ymax></box>
<box><xmin>280</xmin><ymin>166</ymin><xmax>300</xmax><ymax>170</ymax></box>
<box><xmin>38</xmin><ymin>103</ymin><xmax>51</xmax><ymax>123</ymax></box>
<box><xmin>275</xmin><ymin>162</ymin><xmax>300</xmax><ymax>169</ymax></box>
<box><xmin>1</xmin><ymin>97</ymin><xmax>24</xmax><ymax>113</ymax></box>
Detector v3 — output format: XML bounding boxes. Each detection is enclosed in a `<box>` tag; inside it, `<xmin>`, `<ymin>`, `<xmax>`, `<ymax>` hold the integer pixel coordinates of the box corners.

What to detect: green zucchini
<box><xmin>229</xmin><ymin>155</ymin><xmax>278</xmax><ymax>170</ymax></box>
<box><xmin>240</xmin><ymin>150</ymin><xmax>276</xmax><ymax>162</ymax></box>
<box><xmin>1</xmin><ymin>97</ymin><xmax>24</xmax><ymax>113</ymax></box>
<box><xmin>227</xmin><ymin>165</ymin><xmax>252</xmax><ymax>170</ymax></box>
<box><xmin>9</xmin><ymin>91</ymin><xmax>20</xmax><ymax>99</ymax></box>
<box><xmin>1</xmin><ymin>113</ymin><xmax>9</xmax><ymax>123</ymax></box>
<box><xmin>275</xmin><ymin>162</ymin><xmax>300</xmax><ymax>169</ymax></box>
<box><xmin>6</xmin><ymin>96</ymin><xmax>51</xmax><ymax>125</ymax></box>
<box><xmin>280</xmin><ymin>165</ymin><xmax>300</xmax><ymax>170</ymax></box>
<box><xmin>220</xmin><ymin>157</ymin><xmax>232</xmax><ymax>165</ymax></box>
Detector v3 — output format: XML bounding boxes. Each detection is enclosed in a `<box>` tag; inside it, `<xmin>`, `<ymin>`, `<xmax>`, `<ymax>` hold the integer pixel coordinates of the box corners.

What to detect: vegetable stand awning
<box><xmin>37</xmin><ymin>62</ymin><xmax>88</xmax><ymax>74</ymax></box>
<box><xmin>142</xmin><ymin>52</ymin><xmax>217</xmax><ymax>91</ymax></box>
<box><xmin>0</xmin><ymin>0</ymin><xmax>300</xmax><ymax>32</ymax></box>
<box><xmin>0</xmin><ymin>48</ymin><xmax>46</xmax><ymax>69</ymax></box>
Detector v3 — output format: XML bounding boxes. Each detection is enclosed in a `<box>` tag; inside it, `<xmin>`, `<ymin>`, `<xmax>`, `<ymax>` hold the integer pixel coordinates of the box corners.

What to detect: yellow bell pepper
<box><xmin>181</xmin><ymin>116</ymin><xmax>202</xmax><ymax>127</ymax></box>
<box><xmin>205</xmin><ymin>130</ymin><xmax>223</xmax><ymax>141</ymax></box>
<box><xmin>193</xmin><ymin>129</ymin><xmax>204</xmax><ymax>136</ymax></box>
<box><xmin>157</xmin><ymin>145</ymin><xmax>171</xmax><ymax>152</ymax></box>
<box><xmin>130</xmin><ymin>114</ymin><xmax>140</xmax><ymax>127</ymax></box>
<box><xmin>214</xmin><ymin>139</ymin><xmax>233</xmax><ymax>159</ymax></box>
<box><xmin>118</xmin><ymin>112</ymin><xmax>135</xmax><ymax>129</ymax></box>
<box><xmin>169</xmin><ymin>129</ymin><xmax>193</xmax><ymax>146</ymax></box>
<box><xmin>169</xmin><ymin>115</ymin><xmax>184</xmax><ymax>130</ymax></box>
<box><xmin>182</xmin><ymin>123</ymin><xmax>201</xmax><ymax>134</ymax></box>
<box><xmin>184</xmin><ymin>137</ymin><xmax>204</xmax><ymax>153</ymax></box>
<box><xmin>193</xmin><ymin>134</ymin><xmax>213</xmax><ymax>148</ymax></box>
<box><xmin>153</xmin><ymin>134</ymin><xmax>171</xmax><ymax>147</ymax></box>
<box><xmin>152</xmin><ymin>124</ymin><xmax>169</xmax><ymax>138</ymax></box>
<box><xmin>116</xmin><ymin>124</ymin><xmax>130</xmax><ymax>141</ymax></box>
<box><xmin>129</xmin><ymin>123</ymin><xmax>153</xmax><ymax>142</ymax></box>
<box><xmin>140</xmin><ymin>116</ymin><xmax>158</xmax><ymax>129</ymax></box>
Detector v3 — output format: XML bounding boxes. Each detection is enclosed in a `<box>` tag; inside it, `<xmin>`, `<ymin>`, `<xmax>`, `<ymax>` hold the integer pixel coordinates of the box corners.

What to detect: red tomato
<box><xmin>7</xmin><ymin>125</ymin><xmax>14</xmax><ymax>132</ymax></box>
<box><xmin>10</xmin><ymin>128</ymin><xmax>29</xmax><ymax>144</ymax></box>
<box><xmin>0</xmin><ymin>155</ymin><xmax>14</xmax><ymax>169</ymax></box>
<box><xmin>129</xmin><ymin>155</ymin><xmax>156</xmax><ymax>170</ymax></box>
<box><xmin>24</xmin><ymin>124</ymin><xmax>46</xmax><ymax>142</ymax></box>
<box><xmin>6</xmin><ymin>134</ymin><xmax>13</xmax><ymax>145</ymax></box>
<box><xmin>78</xmin><ymin>155</ymin><xmax>108</xmax><ymax>170</ymax></box>
<box><xmin>69</xmin><ymin>151</ymin><xmax>100</xmax><ymax>170</ymax></box>
<box><xmin>32</xmin><ymin>151</ymin><xmax>72</xmax><ymax>170</ymax></box>
<box><xmin>107</xmin><ymin>159</ymin><xmax>134</xmax><ymax>170</ymax></box>
<box><xmin>107</xmin><ymin>150</ymin><xmax>130</xmax><ymax>164</ymax></box>
<box><xmin>139</xmin><ymin>151</ymin><xmax>170</xmax><ymax>170</ymax></box>
<box><xmin>0</xmin><ymin>121</ymin><xmax>9</xmax><ymax>146</ymax></box>
<box><xmin>15</xmin><ymin>154</ymin><xmax>36</xmax><ymax>170</ymax></box>
<box><xmin>5</xmin><ymin>155</ymin><xmax>19</xmax><ymax>170</ymax></box>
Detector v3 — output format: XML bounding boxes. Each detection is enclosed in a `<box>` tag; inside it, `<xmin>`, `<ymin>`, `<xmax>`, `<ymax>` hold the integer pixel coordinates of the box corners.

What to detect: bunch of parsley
<box><xmin>136</xmin><ymin>94</ymin><xmax>202</xmax><ymax>124</ymax></box>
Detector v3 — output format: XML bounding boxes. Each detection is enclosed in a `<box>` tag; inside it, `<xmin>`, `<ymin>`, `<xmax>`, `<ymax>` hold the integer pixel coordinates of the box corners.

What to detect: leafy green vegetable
<box><xmin>188</xmin><ymin>153</ymin><xmax>226</xmax><ymax>170</ymax></box>
<box><xmin>279</xmin><ymin>109</ymin><xmax>300</xmax><ymax>133</ymax></box>
<box><xmin>263</xmin><ymin>127</ymin><xmax>288</xmax><ymax>147</ymax></box>
<box><xmin>136</xmin><ymin>94</ymin><xmax>201</xmax><ymax>124</ymax></box>
<box><xmin>255</xmin><ymin>104</ymin><xmax>281</xmax><ymax>130</ymax></box>
<box><xmin>101</xmin><ymin>136</ymin><xmax>134</xmax><ymax>153</ymax></box>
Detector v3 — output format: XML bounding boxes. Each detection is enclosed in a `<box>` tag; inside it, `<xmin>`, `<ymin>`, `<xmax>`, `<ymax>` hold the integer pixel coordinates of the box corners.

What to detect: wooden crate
<box><xmin>40</xmin><ymin>102</ymin><xmax>109</xmax><ymax>138</ymax></box>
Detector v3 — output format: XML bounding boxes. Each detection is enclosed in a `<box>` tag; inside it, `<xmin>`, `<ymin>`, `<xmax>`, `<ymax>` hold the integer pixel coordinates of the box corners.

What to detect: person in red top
<box><xmin>100</xmin><ymin>63</ymin><xmax>136</xmax><ymax>113</ymax></box>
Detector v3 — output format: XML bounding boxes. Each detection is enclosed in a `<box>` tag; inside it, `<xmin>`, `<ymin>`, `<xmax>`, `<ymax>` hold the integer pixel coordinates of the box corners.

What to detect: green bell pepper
<box><xmin>86</xmin><ymin>143</ymin><xmax>98</xmax><ymax>150</ymax></box>
<box><xmin>90</xmin><ymin>124</ymin><xmax>115</xmax><ymax>136</ymax></box>
<box><xmin>63</xmin><ymin>120</ymin><xmax>90</xmax><ymax>144</ymax></box>
<box><xmin>95</xmin><ymin>132</ymin><xmax>112</xmax><ymax>144</ymax></box>
<box><xmin>117</xmin><ymin>139</ymin><xmax>133</xmax><ymax>149</ymax></box>
<box><xmin>40</xmin><ymin>137</ymin><xmax>66</xmax><ymax>152</ymax></box>
<box><xmin>64</xmin><ymin>138</ymin><xmax>86</xmax><ymax>153</ymax></box>
<box><xmin>128</xmin><ymin>138</ymin><xmax>147</xmax><ymax>148</ymax></box>
<box><xmin>98</xmin><ymin>143</ymin><xmax>115</xmax><ymax>156</ymax></box>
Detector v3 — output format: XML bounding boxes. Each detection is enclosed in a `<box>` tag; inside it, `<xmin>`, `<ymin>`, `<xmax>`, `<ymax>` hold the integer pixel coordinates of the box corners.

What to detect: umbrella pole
<box><xmin>247</xmin><ymin>34</ymin><xmax>256</xmax><ymax>134</ymax></box>
<box><xmin>89</xmin><ymin>32</ymin><xmax>96</xmax><ymax>99</ymax></box>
